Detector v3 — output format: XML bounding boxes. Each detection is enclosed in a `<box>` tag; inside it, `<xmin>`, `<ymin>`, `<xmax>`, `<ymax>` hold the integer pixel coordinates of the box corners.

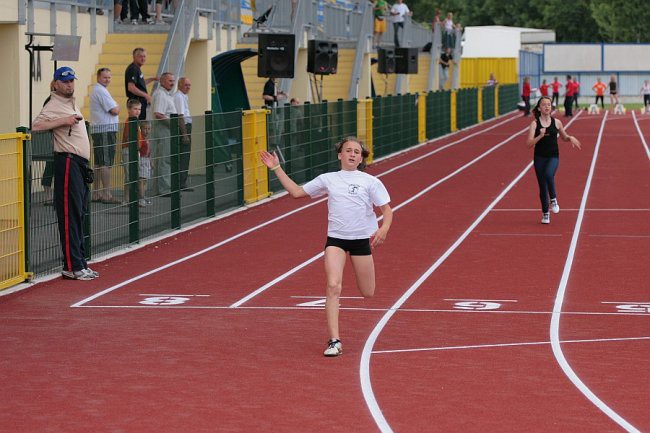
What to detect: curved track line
<box><xmin>72</xmin><ymin>114</ymin><xmax>520</xmax><ymax>308</ymax></box>
<box><xmin>360</xmin><ymin>112</ymin><xmax>584</xmax><ymax>433</ymax></box>
<box><xmin>550</xmin><ymin>112</ymin><xmax>641</xmax><ymax>432</ymax></box>
<box><xmin>229</xmin><ymin>124</ymin><xmax>529</xmax><ymax>307</ymax></box>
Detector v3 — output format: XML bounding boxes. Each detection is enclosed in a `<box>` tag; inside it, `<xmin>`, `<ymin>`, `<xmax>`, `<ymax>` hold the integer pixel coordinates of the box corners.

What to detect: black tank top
<box><xmin>609</xmin><ymin>81</ymin><xmax>617</xmax><ymax>93</ymax></box>
<box><xmin>534</xmin><ymin>117</ymin><xmax>559</xmax><ymax>157</ymax></box>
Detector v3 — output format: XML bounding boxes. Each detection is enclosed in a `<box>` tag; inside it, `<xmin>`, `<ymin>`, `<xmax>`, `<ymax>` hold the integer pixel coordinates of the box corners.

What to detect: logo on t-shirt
<box><xmin>348</xmin><ymin>184</ymin><xmax>361</xmax><ymax>194</ymax></box>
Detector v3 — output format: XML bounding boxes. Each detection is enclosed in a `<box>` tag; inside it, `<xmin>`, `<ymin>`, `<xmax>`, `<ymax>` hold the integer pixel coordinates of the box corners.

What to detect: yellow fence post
<box><xmin>418</xmin><ymin>92</ymin><xmax>427</xmax><ymax>143</ymax></box>
<box><xmin>357</xmin><ymin>99</ymin><xmax>374</xmax><ymax>164</ymax></box>
<box><xmin>242</xmin><ymin>109</ymin><xmax>271</xmax><ymax>203</ymax></box>
<box><xmin>477</xmin><ymin>87</ymin><xmax>483</xmax><ymax>123</ymax></box>
<box><xmin>450</xmin><ymin>90</ymin><xmax>457</xmax><ymax>132</ymax></box>
<box><xmin>0</xmin><ymin>133</ymin><xmax>31</xmax><ymax>290</ymax></box>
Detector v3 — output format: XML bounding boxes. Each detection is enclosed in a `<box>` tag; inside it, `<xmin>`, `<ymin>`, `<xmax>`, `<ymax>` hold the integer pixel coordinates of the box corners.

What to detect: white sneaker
<box><xmin>550</xmin><ymin>198</ymin><xmax>560</xmax><ymax>214</ymax></box>
<box><xmin>62</xmin><ymin>269</ymin><xmax>96</xmax><ymax>280</ymax></box>
<box><xmin>541</xmin><ymin>213</ymin><xmax>550</xmax><ymax>224</ymax></box>
<box><xmin>131</xmin><ymin>19</ymin><xmax>138</xmax><ymax>25</ymax></box>
<box><xmin>324</xmin><ymin>339</ymin><xmax>342</xmax><ymax>357</ymax></box>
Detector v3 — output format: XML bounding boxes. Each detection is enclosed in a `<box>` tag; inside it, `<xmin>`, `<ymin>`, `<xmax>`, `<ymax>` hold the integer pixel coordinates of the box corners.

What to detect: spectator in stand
<box><xmin>263</xmin><ymin>77</ymin><xmax>287</xmax><ymax>108</ymax></box>
<box><xmin>372</xmin><ymin>0</ymin><xmax>388</xmax><ymax>49</ymax></box>
<box><xmin>138</xmin><ymin>121</ymin><xmax>153</xmax><ymax>207</ymax></box>
<box><xmin>128</xmin><ymin>0</ymin><xmax>153</xmax><ymax>24</ymax></box>
<box><xmin>442</xmin><ymin>12</ymin><xmax>454</xmax><ymax>48</ymax></box>
<box><xmin>152</xmin><ymin>0</ymin><xmax>171</xmax><ymax>25</ymax></box>
<box><xmin>438</xmin><ymin>47</ymin><xmax>453</xmax><ymax>90</ymax></box>
<box><xmin>114</xmin><ymin>0</ymin><xmax>127</xmax><ymax>23</ymax></box>
<box><xmin>521</xmin><ymin>76</ymin><xmax>531</xmax><ymax>116</ymax></box>
<box><xmin>608</xmin><ymin>75</ymin><xmax>619</xmax><ymax>110</ymax></box>
<box><xmin>390</xmin><ymin>0</ymin><xmax>411</xmax><ymax>48</ymax></box>
<box><xmin>152</xmin><ymin>72</ymin><xmax>177</xmax><ymax>196</ymax></box>
<box><xmin>564</xmin><ymin>75</ymin><xmax>575</xmax><ymax>117</ymax></box>
<box><xmin>173</xmin><ymin>77</ymin><xmax>193</xmax><ymax>191</ymax></box>
<box><xmin>592</xmin><ymin>77</ymin><xmax>607</xmax><ymax>109</ymax></box>
<box><xmin>551</xmin><ymin>77</ymin><xmax>562</xmax><ymax>108</ymax></box>
<box><xmin>486</xmin><ymin>72</ymin><xmax>498</xmax><ymax>87</ymax></box>
<box><xmin>121</xmin><ymin>99</ymin><xmax>144</xmax><ymax>204</ymax></box>
<box><xmin>432</xmin><ymin>9</ymin><xmax>441</xmax><ymax>29</ymax></box>
<box><xmin>641</xmin><ymin>80</ymin><xmax>650</xmax><ymax>109</ymax></box>
<box><xmin>573</xmin><ymin>78</ymin><xmax>581</xmax><ymax>110</ymax></box>
<box><xmin>539</xmin><ymin>79</ymin><xmax>549</xmax><ymax>97</ymax></box>
<box><xmin>89</xmin><ymin>67</ymin><xmax>121</xmax><ymax>204</ymax></box>
<box><xmin>125</xmin><ymin>48</ymin><xmax>158</xmax><ymax>120</ymax></box>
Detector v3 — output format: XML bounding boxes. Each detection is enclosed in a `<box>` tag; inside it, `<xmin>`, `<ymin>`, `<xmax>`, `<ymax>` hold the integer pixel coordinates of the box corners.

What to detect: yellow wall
<box><xmin>371</xmin><ymin>67</ymin><xmax>397</xmax><ymax>96</ymax></box>
<box><xmin>460</xmin><ymin>58</ymin><xmax>517</xmax><ymax>88</ymax></box>
<box><xmin>408</xmin><ymin>54</ymin><xmax>431</xmax><ymax>94</ymax></box>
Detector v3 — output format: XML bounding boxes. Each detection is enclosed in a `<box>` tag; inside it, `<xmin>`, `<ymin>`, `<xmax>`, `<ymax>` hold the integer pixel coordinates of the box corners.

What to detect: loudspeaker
<box><xmin>377</xmin><ymin>48</ymin><xmax>396</xmax><ymax>74</ymax></box>
<box><xmin>307</xmin><ymin>40</ymin><xmax>338</xmax><ymax>75</ymax></box>
<box><xmin>395</xmin><ymin>47</ymin><xmax>418</xmax><ymax>74</ymax></box>
<box><xmin>258</xmin><ymin>33</ymin><xmax>295</xmax><ymax>78</ymax></box>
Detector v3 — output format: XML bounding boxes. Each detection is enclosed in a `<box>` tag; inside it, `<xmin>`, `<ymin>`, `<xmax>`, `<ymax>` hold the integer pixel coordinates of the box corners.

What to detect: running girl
<box><xmin>260</xmin><ymin>138</ymin><xmax>393</xmax><ymax>356</ymax></box>
<box><xmin>526</xmin><ymin>96</ymin><xmax>582</xmax><ymax>224</ymax></box>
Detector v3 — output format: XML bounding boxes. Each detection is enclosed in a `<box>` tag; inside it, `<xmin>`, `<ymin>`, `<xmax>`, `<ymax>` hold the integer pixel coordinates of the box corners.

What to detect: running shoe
<box><xmin>85</xmin><ymin>267</ymin><xmax>100</xmax><ymax>278</ymax></box>
<box><xmin>324</xmin><ymin>339</ymin><xmax>342</xmax><ymax>357</ymax></box>
<box><xmin>62</xmin><ymin>269</ymin><xmax>96</xmax><ymax>281</ymax></box>
<box><xmin>550</xmin><ymin>198</ymin><xmax>560</xmax><ymax>214</ymax></box>
<box><xmin>541</xmin><ymin>213</ymin><xmax>550</xmax><ymax>224</ymax></box>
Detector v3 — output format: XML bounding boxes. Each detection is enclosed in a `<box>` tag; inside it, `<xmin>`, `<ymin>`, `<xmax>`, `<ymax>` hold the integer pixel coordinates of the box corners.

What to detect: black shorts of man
<box><xmin>32</xmin><ymin>67</ymin><xmax>99</xmax><ymax>280</ymax></box>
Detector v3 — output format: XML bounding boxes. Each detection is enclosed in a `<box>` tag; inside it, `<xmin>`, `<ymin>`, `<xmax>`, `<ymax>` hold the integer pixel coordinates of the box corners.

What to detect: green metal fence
<box><xmin>482</xmin><ymin>86</ymin><xmax>495</xmax><ymax>120</ymax></box>
<box><xmin>498</xmin><ymin>83</ymin><xmax>519</xmax><ymax>116</ymax></box>
<box><xmin>372</xmin><ymin>94</ymin><xmax>419</xmax><ymax>159</ymax></box>
<box><xmin>456</xmin><ymin>88</ymin><xmax>479</xmax><ymax>130</ymax></box>
<box><xmin>425</xmin><ymin>90</ymin><xmax>451</xmax><ymax>140</ymax></box>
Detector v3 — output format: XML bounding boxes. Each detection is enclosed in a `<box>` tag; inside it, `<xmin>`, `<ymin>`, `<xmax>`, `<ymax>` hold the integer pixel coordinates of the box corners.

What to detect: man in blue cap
<box><xmin>32</xmin><ymin>66</ymin><xmax>100</xmax><ymax>280</ymax></box>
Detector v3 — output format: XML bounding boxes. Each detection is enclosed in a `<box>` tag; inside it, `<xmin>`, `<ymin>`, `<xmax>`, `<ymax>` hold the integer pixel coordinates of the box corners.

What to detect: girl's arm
<box><xmin>555</xmin><ymin>119</ymin><xmax>582</xmax><ymax>149</ymax></box>
<box><xmin>525</xmin><ymin>120</ymin><xmax>545</xmax><ymax>148</ymax></box>
<box><xmin>371</xmin><ymin>203</ymin><xmax>393</xmax><ymax>248</ymax></box>
<box><xmin>260</xmin><ymin>150</ymin><xmax>308</xmax><ymax>198</ymax></box>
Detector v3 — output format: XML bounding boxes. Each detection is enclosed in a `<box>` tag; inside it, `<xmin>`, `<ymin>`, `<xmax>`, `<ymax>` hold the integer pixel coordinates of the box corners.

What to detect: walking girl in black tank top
<box><xmin>526</xmin><ymin>96</ymin><xmax>582</xmax><ymax>224</ymax></box>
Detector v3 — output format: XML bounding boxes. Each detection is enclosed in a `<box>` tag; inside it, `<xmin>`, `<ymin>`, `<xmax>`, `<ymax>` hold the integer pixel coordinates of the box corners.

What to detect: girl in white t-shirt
<box><xmin>260</xmin><ymin>137</ymin><xmax>393</xmax><ymax>357</ymax></box>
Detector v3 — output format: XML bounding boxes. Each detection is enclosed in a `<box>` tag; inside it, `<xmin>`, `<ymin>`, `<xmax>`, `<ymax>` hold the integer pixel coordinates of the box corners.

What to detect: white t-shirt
<box><xmin>89</xmin><ymin>83</ymin><xmax>119</xmax><ymax>133</ymax></box>
<box><xmin>302</xmin><ymin>170</ymin><xmax>390</xmax><ymax>240</ymax></box>
<box><xmin>152</xmin><ymin>87</ymin><xmax>176</xmax><ymax>123</ymax></box>
<box><xmin>173</xmin><ymin>90</ymin><xmax>192</xmax><ymax>124</ymax></box>
<box><xmin>391</xmin><ymin>3</ymin><xmax>409</xmax><ymax>23</ymax></box>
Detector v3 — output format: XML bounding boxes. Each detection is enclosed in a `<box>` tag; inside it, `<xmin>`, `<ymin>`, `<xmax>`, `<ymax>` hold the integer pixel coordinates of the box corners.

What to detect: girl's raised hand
<box><xmin>260</xmin><ymin>150</ymin><xmax>279</xmax><ymax>168</ymax></box>
<box><xmin>570</xmin><ymin>136</ymin><xmax>582</xmax><ymax>150</ymax></box>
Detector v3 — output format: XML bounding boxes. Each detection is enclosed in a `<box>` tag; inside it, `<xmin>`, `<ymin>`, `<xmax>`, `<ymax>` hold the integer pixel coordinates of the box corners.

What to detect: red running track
<box><xmin>0</xmin><ymin>110</ymin><xmax>648</xmax><ymax>433</ymax></box>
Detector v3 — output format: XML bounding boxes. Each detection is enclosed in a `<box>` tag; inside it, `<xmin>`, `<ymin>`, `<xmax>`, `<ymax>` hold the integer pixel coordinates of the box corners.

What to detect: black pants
<box><xmin>129</xmin><ymin>0</ymin><xmax>150</xmax><ymax>20</ymax></box>
<box><xmin>552</xmin><ymin>92</ymin><xmax>559</xmax><ymax>107</ymax></box>
<box><xmin>595</xmin><ymin>95</ymin><xmax>604</xmax><ymax>108</ymax></box>
<box><xmin>574</xmin><ymin>93</ymin><xmax>579</xmax><ymax>109</ymax></box>
<box><xmin>644</xmin><ymin>95</ymin><xmax>650</xmax><ymax>107</ymax></box>
<box><xmin>522</xmin><ymin>96</ymin><xmax>530</xmax><ymax>116</ymax></box>
<box><xmin>564</xmin><ymin>95</ymin><xmax>574</xmax><ymax>116</ymax></box>
<box><xmin>393</xmin><ymin>22</ymin><xmax>404</xmax><ymax>47</ymax></box>
<box><xmin>180</xmin><ymin>123</ymin><xmax>192</xmax><ymax>188</ymax></box>
<box><xmin>533</xmin><ymin>155</ymin><xmax>559</xmax><ymax>214</ymax></box>
<box><xmin>54</xmin><ymin>153</ymin><xmax>90</xmax><ymax>272</ymax></box>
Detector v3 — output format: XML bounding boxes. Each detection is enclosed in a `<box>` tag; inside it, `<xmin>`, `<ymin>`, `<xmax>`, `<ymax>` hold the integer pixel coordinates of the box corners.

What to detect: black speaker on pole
<box><xmin>307</xmin><ymin>40</ymin><xmax>338</xmax><ymax>75</ymax></box>
<box><xmin>377</xmin><ymin>48</ymin><xmax>396</xmax><ymax>74</ymax></box>
<box><xmin>395</xmin><ymin>47</ymin><xmax>418</xmax><ymax>74</ymax></box>
<box><xmin>258</xmin><ymin>33</ymin><xmax>295</xmax><ymax>78</ymax></box>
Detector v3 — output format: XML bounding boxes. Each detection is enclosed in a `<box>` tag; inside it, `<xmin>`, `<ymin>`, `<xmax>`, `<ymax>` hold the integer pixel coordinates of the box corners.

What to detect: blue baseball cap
<box><xmin>53</xmin><ymin>66</ymin><xmax>77</xmax><ymax>82</ymax></box>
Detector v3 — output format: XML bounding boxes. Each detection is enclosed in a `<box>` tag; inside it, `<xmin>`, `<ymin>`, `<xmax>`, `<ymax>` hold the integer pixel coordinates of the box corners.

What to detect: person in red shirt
<box><xmin>521</xmin><ymin>76</ymin><xmax>531</xmax><ymax>116</ymax></box>
<box><xmin>564</xmin><ymin>75</ymin><xmax>575</xmax><ymax>117</ymax></box>
<box><xmin>592</xmin><ymin>77</ymin><xmax>607</xmax><ymax>109</ymax></box>
<box><xmin>540</xmin><ymin>79</ymin><xmax>549</xmax><ymax>97</ymax></box>
<box><xmin>573</xmin><ymin>79</ymin><xmax>581</xmax><ymax>110</ymax></box>
<box><xmin>551</xmin><ymin>77</ymin><xmax>562</xmax><ymax>108</ymax></box>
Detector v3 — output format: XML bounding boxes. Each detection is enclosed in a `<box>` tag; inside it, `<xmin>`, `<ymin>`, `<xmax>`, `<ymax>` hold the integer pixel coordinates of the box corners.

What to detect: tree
<box><xmin>591</xmin><ymin>0</ymin><xmax>650</xmax><ymax>42</ymax></box>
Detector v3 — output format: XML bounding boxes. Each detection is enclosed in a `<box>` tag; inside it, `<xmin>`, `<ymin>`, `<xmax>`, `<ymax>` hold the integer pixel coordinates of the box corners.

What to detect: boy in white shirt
<box><xmin>390</xmin><ymin>0</ymin><xmax>412</xmax><ymax>47</ymax></box>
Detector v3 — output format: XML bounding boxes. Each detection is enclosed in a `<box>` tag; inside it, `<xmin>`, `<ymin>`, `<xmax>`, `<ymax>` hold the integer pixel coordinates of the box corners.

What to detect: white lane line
<box><xmin>229</xmin><ymin>124</ymin><xmax>530</xmax><ymax>308</ymax></box>
<box><xmin>360</xmin><ymin>112</ymin><xmax>585</xmax><ymax>433</ymax></box>
<box><xmin>72</xmin><ymin>304</ymin><xmax>650</xmax><ymax>317</ymax></box>
<box><xmin>588</xmin><ymin>234</ymin><xmax>650</xmax><ymax>239</ymax></box>
<box><xmin>632</xmin><ymin>110</ymin><xmax>650</xmax><ymax>160</ymax></box>
<box><xmin>444</xmin><ymin>298</ymin><xmax>518</xmax><ymax>302</ymax></box>
<box><xmin>72</xmin><ymin>115</ymin><xmax>522</xmax><ymax>308</ymax></box>
<box><xmin>360</xmin><ymin>161</ymin><xmax>534</xmax><ymax>433</ymax></box>
<box><xmin>550</xmin><ymin>111</ymin><xmax>641</xmax><ymax>433</ymax></box>
<box><xmin>493</xmin><ymin>208</ymin><xmax>650</xmax><ymax>212</ymax></box>
<box><xmin>372</xmin><ymin>336</ymin><xmax>650</xmax><ymax>355</ymax></box>
<box><xmin>478</xmin><ymin>233</ymin><xmax>563</xmax><ymax>237</ymax></box>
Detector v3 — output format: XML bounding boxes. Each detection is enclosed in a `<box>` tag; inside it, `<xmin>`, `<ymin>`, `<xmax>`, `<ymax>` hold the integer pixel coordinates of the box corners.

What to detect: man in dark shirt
<box><xmin>439</xmin><ymin>47</ymin><xmax>453</xmax><ymax>90</ymax></box>
<box><xmin>262</xmin><ymin>78</ymin><xmax>287</xmax><ymax>108</ymax></box>
<box><xmin>125</xmin><ymin>47</ymin><xmax>157</xmax><ymax>120</ymax></box>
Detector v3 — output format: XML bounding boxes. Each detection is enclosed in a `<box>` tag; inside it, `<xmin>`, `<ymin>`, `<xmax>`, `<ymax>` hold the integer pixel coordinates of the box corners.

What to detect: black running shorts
<box><xmin>325</xmin><ymin>236</ymin><xmax>371</xmax><ymax>256</ymax></box>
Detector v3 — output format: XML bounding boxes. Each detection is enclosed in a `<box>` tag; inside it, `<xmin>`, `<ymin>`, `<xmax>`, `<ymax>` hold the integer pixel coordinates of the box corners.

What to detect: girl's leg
<box><xmin>533</xmin><ymin>156</ymin><xmax>550</xmax><ymax>213</ymax></box>
<box><xmin>350</xmin><ymin>254</ymin><xmax>376</xmax><ymax>298</ymax></box>
<box><xmin>545</xmin><ymin>157</ymin><xmax>559</xmax><ymax>201</ymax></box>
<box><xmin>324</xmin><ymin>246</ymin><xmax>347</xmax><ymax>340</ymax></box>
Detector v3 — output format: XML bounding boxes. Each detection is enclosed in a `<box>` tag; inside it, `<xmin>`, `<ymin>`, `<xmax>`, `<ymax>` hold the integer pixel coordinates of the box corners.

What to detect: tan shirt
<box><xmin>34</xmin><ymin>92</ymin><xmax>91</xmax><ymax>160</ymax></box>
